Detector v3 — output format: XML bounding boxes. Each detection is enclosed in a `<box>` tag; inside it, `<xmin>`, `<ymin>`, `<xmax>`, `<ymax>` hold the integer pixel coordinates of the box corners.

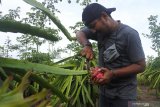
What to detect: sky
<box><xmin>0</xmin><ymin>0</ymin><xmax>160</xmax><ymax>58</ymax></box>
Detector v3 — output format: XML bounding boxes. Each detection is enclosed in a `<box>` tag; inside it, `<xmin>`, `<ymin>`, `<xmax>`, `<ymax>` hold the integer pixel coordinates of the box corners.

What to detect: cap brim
<box><xmin>106</xmin><ymin>8</ymin><xmax>116</xmax><ymax>14</ymax></box>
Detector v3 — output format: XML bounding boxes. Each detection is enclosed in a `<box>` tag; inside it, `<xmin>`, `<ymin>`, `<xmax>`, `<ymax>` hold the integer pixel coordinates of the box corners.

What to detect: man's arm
<box><xmin>92</xmin><ymin>59</ymin><xmax>146</xmax><ymax>84</ymax></box>
<box><xmin>76</xmin><ymin>31</ymin><xmax>91</xmax><ymax>46</ymax></box>
<box><xmin>111</xmin><ymin>59</ymin><xmax>146</xmax><ymax>77</ymax></box>
<box><xmin>76</xmin><ymin>30</ymin><xmax>94</xmax><ymax>60</ymax></box>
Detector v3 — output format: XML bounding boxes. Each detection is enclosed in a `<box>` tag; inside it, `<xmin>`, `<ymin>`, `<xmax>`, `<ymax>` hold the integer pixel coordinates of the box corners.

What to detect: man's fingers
<box><xmin>93</xmin><ymin>78</ymin><xmax>105</xmax><ymax>84</ymax></box>
<box><xmin>87</xmin><ymin>51</ymin><xmax>93</xmax><ymax>59</ymax></box>
<box><xmin>81</xmin><ymin>51</ymin><xmax>85</xmax><ymax>56</ymax></box>
<box><xmin>80</xmin><ymin>46</ymin><xmax>94</xmax><ymax>60</ymax></box>
<box><xmin>92</xmin><ymin>78</ymin><xmax>99</xmax><ymax>84</ymax></box>
<box><xmin>98</xmin><ymin>78</ymin><xmax>107</xmax><ymax>84</ymax></box>
<box><xmin>99</xmin><ymin>67</ymin><xmax>108</xmax><ymax>73</ymax></box>
<box><xmin>80</xmin><ymin>49</ymin><xmax>94</xmax><ymax>60</ymax></box>
<box><xmin>92</xmin><ymin>70</ymin><xmax>99</xmax><ymax>77</ymax></box>
<box><xmin>90</xmin><ymin>53</ymin><xmax>94</xmax><ymax>60</ymax></box>
<box><xmin>86</xmin><ymin>52</ymin><xmax>91</xmax><ymax>59</ymax></box>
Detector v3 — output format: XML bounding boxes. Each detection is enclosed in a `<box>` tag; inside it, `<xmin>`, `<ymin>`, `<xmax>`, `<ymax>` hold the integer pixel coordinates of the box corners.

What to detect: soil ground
<box><xmin>137</xmin><ymin>85</ymin><xmax>160</xmax><ymax>101</ymax></box>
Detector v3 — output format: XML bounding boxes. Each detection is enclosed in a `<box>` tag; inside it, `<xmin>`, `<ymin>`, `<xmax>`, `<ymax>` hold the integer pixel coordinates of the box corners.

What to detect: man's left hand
<box><xmin>91</xmin><ymin>67</ymin><xmax>114</xmax><ymax>85</ymax></box>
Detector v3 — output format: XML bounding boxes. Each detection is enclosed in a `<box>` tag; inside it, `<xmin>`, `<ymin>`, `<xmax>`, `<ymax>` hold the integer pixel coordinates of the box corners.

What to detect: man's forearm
<box><xmin>76</xmin><ymin>31</ymin><xmax>94</xmax><ymax>60</ymax></box>
<box><xmin>112</xmin><ymin>59</ymin><xmax>146</xmax><ymax>78</ymax></box>
<box><xmin>76</xmin><ymin>31</ymin><xmax>92</xmax><ymax>47</ymax></box>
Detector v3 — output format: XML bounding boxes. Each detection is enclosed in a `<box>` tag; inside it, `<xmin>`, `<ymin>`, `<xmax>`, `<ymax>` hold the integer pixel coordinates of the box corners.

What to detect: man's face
<box><xmin>87</xmin><ymin>15</ymin><xmax>112</xmax><ymax>33</ymax></box>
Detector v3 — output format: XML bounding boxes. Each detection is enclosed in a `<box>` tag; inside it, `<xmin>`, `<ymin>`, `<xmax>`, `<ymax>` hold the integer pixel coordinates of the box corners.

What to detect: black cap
<box><xmin>82</xmin><ymin>3</ymin><xmax>116</xmax><ymax>26</ymax></box>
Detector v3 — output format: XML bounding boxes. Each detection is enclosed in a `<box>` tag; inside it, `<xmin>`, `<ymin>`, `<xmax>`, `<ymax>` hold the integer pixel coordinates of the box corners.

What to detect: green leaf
<box><xmin>0</xmin><ymin>93</ymin><xmax>29</xmax><ymax>107</ymax></box>
<box><xmin>0</xmin><ymin>76</ymin><xmax>13</xmax><ymax>95</ymax></box>
<box><xmin>61</xmin><ymin>77</ymin><xmax>71</xmax><ymax>93</ymax></box>
<box><xmin>11</xmin><ymin>70</ymin><xmax>68</xmax><ymax>102</ymax></box>
<box><xmin>0</xmin><ymin>57</ymin><xmax>87</xmax><ymax>75</ymax></box>
<box><xmin>54</xmin><ymin>55</ymin><xmax>77</xmax><ymax>64</ymax></box>
<box><xmin>23</xmin><ymin>0</ymin><xmax>75</xmax><ymax>41</ymax></box>
<box><xmin>0</xmin><ymin>19</ymin><xmax>59</xmax><ymax>42</ymax></box>
<box><xmin>82</xmin><ymin>85</ymin><xmax>94</xmax><ymax>106</ymax></box>
<box><xmin>81</xmin><ymin>86</ymin><xmax>86</xmax><ymax>105</ymax></box>
<box><xmin>65</xmin><ymin>76</ymin><xmax>73</xmax><ymax>97</ymax></box>
<box><xmin>153</xmin><ymin>72</ymin><xmax>160</xmax><ymax>88</ymax></box>
<box><xmin>72</xmin><ymin>85</ymin><xmax>81</xmax><ymax>105</ymax></box>
<box><xmin>70</xmin><ymin>76</ymin><xmax>79</xmax><ymax>97</ymax></box>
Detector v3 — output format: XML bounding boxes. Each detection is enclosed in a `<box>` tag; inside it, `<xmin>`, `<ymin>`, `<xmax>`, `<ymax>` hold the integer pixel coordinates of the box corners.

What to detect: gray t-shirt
<box><xmin>82</xmin><ymin>23</ymin><xmax>145</xmax><ymax>99</ymax></box>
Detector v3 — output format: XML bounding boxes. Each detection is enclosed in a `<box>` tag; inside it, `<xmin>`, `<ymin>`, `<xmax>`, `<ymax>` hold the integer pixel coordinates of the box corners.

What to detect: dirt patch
<box><xmin>137</xmin><ymin>85</ymin><xmax>160</xmax><ymax>101</ymax></box>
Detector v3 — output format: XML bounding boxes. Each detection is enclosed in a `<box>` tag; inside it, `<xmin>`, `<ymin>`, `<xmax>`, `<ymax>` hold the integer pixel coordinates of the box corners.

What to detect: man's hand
<box><xmin>90</xmin><ymin>67</ymin><xmax>114</xmax><ymax>85</ymax></box>
<box><xmin>81</xmin><ymin>46</ymin><xmax>94</xmax><ymax>60</ymax></box>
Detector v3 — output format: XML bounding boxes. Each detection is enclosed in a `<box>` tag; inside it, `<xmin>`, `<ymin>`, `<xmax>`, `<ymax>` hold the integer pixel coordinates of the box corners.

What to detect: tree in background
<box><xmin>143</xmin><ymin>15</ymin><xmax>160</xmax><ymax>56</ymax></box>
<box><xmin>141</xmin><ymin>15</ymin><xmax>160</xmax><ymax>97</ymax></box>
<box><xmin>0</xmin><ymin>1</ymin><xmax>62</xmax><ymax>63</ymax></box>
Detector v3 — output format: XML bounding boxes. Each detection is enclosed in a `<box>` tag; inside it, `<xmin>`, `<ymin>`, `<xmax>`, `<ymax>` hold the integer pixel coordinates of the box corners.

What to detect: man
<box><xmin>76</xmin><ymin>3</ymin><xmax>146</xmax><ymax>107</ymax></box>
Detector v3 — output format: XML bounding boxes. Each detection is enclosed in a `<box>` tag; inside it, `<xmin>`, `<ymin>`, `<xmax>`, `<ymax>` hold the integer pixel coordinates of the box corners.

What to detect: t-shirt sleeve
<box><xmin>127</xmin><ymin>29</ymin><xmax>145</xmax><ymax>63</ymax></box>
<box><xmin>81</xmin><ymin>27</ymin><xmax>98</xmax><ymax>41</ymax></box>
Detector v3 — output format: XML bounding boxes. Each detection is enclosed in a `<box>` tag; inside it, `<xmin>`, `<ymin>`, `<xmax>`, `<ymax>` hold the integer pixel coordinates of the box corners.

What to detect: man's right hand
<box><xmin>81</xmin><ymin>46</ymin><xmax>94</xmax><ymax>60</ymax></box>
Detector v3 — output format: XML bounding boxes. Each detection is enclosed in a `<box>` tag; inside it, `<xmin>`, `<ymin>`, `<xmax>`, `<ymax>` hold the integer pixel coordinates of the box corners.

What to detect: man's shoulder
<box><xmin>120</xmin><ymin>23</ymin><xmax>138</xmax><ymax>35</ymax></box>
